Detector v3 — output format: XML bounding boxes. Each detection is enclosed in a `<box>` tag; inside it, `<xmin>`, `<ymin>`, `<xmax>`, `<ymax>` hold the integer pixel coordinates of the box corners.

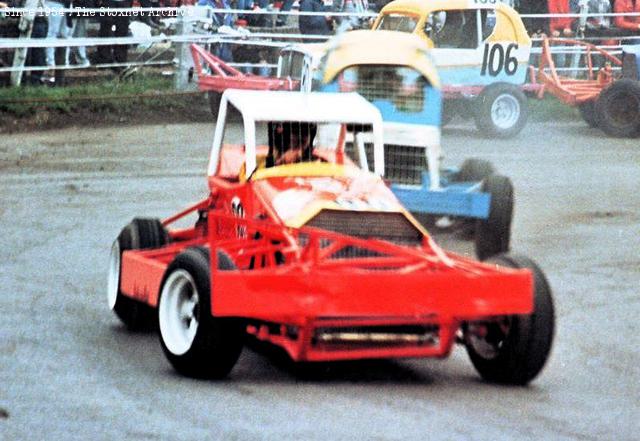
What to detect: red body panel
<box><xmin>211</xmin><ymin>268</ymin><xmax>532</xmax><ymax>320</ymax></box>
<box><xmin>119</xmin><ymin>157</ymin><xmax>535</xmax><ymax>362</ymax></box>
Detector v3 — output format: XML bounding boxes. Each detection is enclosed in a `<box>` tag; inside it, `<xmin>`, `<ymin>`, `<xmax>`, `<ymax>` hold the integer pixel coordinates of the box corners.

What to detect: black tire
<box><xmin>578</xmin><ymin>101</ymin><xmax>599</xmax><ymax>128</ymax></box>
<box><xmin>108</xmin><ymin>218</ymin><xmax>169</xmax><ymax>331</ymax></box>
<box><xmin>207</xmin><ymin>92</ymin><xmax>222</xmax><ymax>118</ymax></box>
<box><xmin>158</xmin><ymin>247</ymin><xmax>244</xmax><ymax>379</ymax></box>
<box><xmin>474</xmin><ymin>83</ymin><xmax>528</xmax><ymax>139</ymax></box>
<box><xmin>464</xmin><ymin>254</ymin><xmax>555</xmax><ymax>385</ymax></box>
<box><xmin>595</xmin><ymin>79</ymin><xmax>640</xmax><ymax>138</ymax></box>
<box><xmin>475</xmin><ymin>174</ymin><xmax>514</xmax><ymax>261</ymax></box>
<box><xmin>453</xmin><ymin>158</ymin><xmax>496</xmax><ymax>182</ymax></box>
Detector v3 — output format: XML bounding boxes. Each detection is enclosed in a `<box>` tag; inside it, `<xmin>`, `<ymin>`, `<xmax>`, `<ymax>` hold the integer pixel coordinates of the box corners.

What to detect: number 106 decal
<box><xmin>481</xmin><ymin>43</ymin><xmax>518</xmax><ymax>76</ymax></box>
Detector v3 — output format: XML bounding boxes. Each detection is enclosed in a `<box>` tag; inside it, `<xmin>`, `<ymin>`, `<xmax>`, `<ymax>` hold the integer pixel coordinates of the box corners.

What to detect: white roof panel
<box><xmin>221</xmin><ymin>90</ymin><xmax>383</xmax><ymax>125</ymax></box>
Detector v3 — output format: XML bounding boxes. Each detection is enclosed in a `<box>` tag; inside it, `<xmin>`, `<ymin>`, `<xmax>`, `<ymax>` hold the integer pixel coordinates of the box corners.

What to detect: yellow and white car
<box><xmin>373</xmin><ymin>0</ymin><xmax>533</xmax><ymax>138</ymax></box>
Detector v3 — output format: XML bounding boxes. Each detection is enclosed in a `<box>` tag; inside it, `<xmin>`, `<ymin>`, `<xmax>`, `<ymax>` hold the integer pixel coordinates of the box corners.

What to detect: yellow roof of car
<box><xmin>379</xmin><ymin>0</ymin><xmax>530</xmax><ymax>46</ymax></box>
<box><xmin>381</xmin><ymin>0</ymin><xmax>474</xmax><ymax>15</ymax></box>
<box><xmin>321</xmin><ymin>30</ymin><xmax>440</xmax><ymax>87</ymax></box>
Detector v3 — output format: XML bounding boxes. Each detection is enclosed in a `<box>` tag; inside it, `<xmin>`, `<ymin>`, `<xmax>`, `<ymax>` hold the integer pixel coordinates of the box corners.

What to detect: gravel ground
<box><xmin>0</xmin><ymin>120</ymin><xmax>638</xmax><ymax>440</ymax></box>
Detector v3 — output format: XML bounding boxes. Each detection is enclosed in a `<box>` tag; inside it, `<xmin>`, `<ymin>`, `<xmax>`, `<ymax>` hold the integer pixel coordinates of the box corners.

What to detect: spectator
<box><xmin>548</xmin><ymin>0</ymin><xmax>575</xmax><ymax>38</ymax></box>
<box><xmin>547</xmin><ymin>0</ymin><xmax>576</xmax><ymax>69</ymax></box>
<box><xmin>43</xmin><ymin>0</ymin><xmax>71</xmax><ymax>82</ymax></box>
<box><xmin>69</xmin><ymin>0</ymin><xmax>94</xmax><ymax>67</ymax></box>
<box><xmin>332</xmin><ymin>0</ymin><xmax>367</xmax><ymax>32</ymax></box>
<box><xmin>613</xmin><ymin>0</ymin><xmax>640</xmax><ymax>32</ymax></box>
<box><xmin>198</xmin><ymin>0</ymin><xmax>233</xmax><ymax>62</ymax></box>
<box><xmin>139</xmin><ymin>0</ymin><xmax>160</xmax><ymax>28</ymax></box>
<box><xmin>199</xmin><ymin>0</ymin><xmax>233</xmax><ymax>28</ymax></box>
<box><xmin>519</xmin><ymin>0</ymin><xmax>549</xmax><ymax>36</ymax></box>
<box><xmin>298</xmin><ymin>0</ymin><xmax>332</xmax><ymax>40</ymax></box>
<box><xmin>277</xmin><ymin>0</ymin><xmax>294</xmax><ymax>26</ymax></box>
<box><xmin>0</xmin><ymin>0</ymin><xmax>48</xmax><ymax>85</ymax></box>
<box><xmin>96</xmin><ymin>0</ymin><xmax>133</xmax><ymax>70</ymax></box>
<box><xmin>584</xmin><ymin>0</ymin><xmax>611</xmax><ymax>31</ymax></box>
<box><xmin>28</xmin><ymin>5</ymin><xmax>49</xmax><ymax>84</ymax></box>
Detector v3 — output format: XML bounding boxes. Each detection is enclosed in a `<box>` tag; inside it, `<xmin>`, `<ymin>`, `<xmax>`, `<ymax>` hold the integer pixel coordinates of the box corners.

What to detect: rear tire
<box><xmin>158</xmin><ymin>247</ymin><xmax>244</xmax><ymax>379</ymax></box>
<box><xmin>108</xmin><ymin>218</ymin><xmax>169</xmax><ymax>331</ymax></box>
<box><xmin>475</xmin><ymin>175</ymin><xmax>514</xmax><ymax>261</ymax></box>
<box><xmin>578</xmin><ymin>101</ymin><xmax>599</xmax><ymax>128</ymax></box>
<box><xmin>474</xmin><ymin>83</ymin><xmax>528</xmax><ymax>139</ymax></box>
<box><xmin>464</xmin><ymin>254</ymin><xmax>555</xmax><ymax>385</ymax></box>
<box><xmin>596</xmin><ymin>79</ymin><xmax>640</xmax><ymax>138</ymax></box>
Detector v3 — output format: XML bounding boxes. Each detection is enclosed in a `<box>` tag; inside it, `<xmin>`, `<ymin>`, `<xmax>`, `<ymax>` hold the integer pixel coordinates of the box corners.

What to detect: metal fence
<box><xmin>1</xmin><ymin>6</ymin><xmax>639</xmax><ymax>87</ymax></box>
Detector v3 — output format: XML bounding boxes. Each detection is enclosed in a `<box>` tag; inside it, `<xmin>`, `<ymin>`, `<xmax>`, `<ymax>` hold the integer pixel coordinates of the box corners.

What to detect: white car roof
<box><xmin>210</xmin><ymin>90</ymin><xmax>385</xmax><ymax>177</ymax></box>
<box><xmin>221</xmin><ymin>90</ymin><xmax>383</xmax><ymax>124</ymax></box>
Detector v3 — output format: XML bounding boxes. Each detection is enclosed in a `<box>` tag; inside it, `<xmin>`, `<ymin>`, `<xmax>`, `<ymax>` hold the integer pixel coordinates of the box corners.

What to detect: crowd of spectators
<box><xmin>517</xmin><ymin>0</ymin><xmax>640</xmax><ymax>38</ymax></box>
<box><xmin>1</xmin><ymin>0</ymin><xmax>640</xmax><ymax>86</ymax></box>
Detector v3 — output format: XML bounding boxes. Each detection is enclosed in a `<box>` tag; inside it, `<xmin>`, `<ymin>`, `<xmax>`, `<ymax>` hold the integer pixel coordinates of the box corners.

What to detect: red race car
<box><xmin>108</xmin><ymin>90</ymin><xmax>554</xmax><ymax>384</ymax></box>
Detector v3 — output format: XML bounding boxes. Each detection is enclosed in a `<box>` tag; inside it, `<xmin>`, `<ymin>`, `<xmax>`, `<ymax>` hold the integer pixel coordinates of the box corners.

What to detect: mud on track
<box><xmin>1</xmin><ymin>121</ymin><xmax>639</xmax><ymax>440</ymax></box>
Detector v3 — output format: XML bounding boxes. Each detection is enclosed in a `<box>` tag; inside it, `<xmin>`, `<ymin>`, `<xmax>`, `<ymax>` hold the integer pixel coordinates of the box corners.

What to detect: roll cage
<box><xmin>209</xmin><ymin>90</ymin><xmax>386</xmax><ymax>179</ymax></box>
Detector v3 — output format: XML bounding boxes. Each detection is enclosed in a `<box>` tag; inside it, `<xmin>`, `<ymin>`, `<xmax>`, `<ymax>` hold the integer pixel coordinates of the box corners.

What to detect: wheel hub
<box><xmin>464</xmin><ymin>317</ymin><xmax>512</xmax><ymax>360</ymax></box>
<box><xmin>159</xmin><ymin>270</ymin><xmax>200</xmax><ymax>356</ymax></box>
<box><xmin>491</xmin><ymin>94</ymin><xmax>520</xmax><ymax>130</ymax></box>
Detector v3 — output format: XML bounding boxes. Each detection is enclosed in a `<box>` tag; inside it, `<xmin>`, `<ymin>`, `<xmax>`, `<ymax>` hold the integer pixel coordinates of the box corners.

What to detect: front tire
<box><xmin>464</xmin><ymin>254</ymin><xmax>555</xmax><ymax>385</ymax></box>
<box><xmin>158</xmin><ymin>247</ymin><xmax>244</xmax><ymax>379</ymax></box>
<box><xmin>474</xmin><ymin>83</ymin><xmax>528</xmax><ymax>139</ymax></box>
<box><xmin>108</xmin><ymin>218</ymin><xmax>169</xmax><ymax>331</ymax></box>
<box><xmin>475</xmin><ymin>174</ymin><xmax>514</xmax><ymax>261</ymax></box>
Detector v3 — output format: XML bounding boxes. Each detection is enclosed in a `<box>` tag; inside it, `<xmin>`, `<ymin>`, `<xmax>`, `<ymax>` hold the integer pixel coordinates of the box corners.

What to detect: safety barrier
<box><xmin>1</xmin><ymin>6</ymin><xmax>639</xmax><ymax>87</ymax></box>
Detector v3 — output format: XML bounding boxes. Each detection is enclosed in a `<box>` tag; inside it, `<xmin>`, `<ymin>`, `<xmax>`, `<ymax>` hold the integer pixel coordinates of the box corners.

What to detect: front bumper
<box><xmin>391</xmin><ymin>172</ymin><xmax>490</xmax><ymax>218</ymax></box>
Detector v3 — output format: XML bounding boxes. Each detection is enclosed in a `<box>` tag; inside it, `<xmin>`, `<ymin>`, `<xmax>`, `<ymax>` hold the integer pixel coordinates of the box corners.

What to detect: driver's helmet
<box><xmin>267</xmin><ymin>121</ymin><xmax>318</xmax><ymax>166</ymax></box>
<box><xmin>426</xmin><ymin>11</ymin><xmax>447</xmax><ymax>34</ymax></box>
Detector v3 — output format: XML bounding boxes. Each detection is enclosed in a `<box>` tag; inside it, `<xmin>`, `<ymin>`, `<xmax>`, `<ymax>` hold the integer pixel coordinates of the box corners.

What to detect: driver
<box><xmin>267</xmin><ymin>121</ymin><xmax>317</xmax><ymax>166</ymax></box>
<box><xmin>240</xmin><ymin>121</ymin><xmax>319</xmax><ymax>181</ymax></box>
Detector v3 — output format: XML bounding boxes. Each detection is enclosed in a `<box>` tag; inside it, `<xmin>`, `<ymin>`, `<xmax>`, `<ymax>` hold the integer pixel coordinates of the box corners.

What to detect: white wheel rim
<box><xmin>107</xmin><ymin>240</ymin><xmax>120</xmax><ymax>310</ymax></box>
<box><xmin>159</xmin><ymin>269</ymin><xmax>200</xmax><ymax>356</ymax></box>
<box><xmin>491</xmin><ymin>94</ymin><xmax>520</xmax><ymax>130</ymax></box>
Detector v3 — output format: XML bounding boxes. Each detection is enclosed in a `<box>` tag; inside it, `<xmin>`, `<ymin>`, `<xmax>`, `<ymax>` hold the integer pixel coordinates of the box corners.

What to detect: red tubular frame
<box><xmin>533</xmin><ymin>37</ymin><xmax>622</xmax><ymax>105</ymax></box>
<box><xmin>190</xmin><ymin>44</ymin><xmax>300</xmax><ymax>93</ymax></box>
<box><xmin>119</xmin><ymin>201</ymin><xmax>534</xmax><ymax>362</ymax></box>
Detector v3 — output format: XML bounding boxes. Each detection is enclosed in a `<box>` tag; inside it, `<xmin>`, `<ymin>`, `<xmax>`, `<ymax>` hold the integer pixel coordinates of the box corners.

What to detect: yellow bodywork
<box><xmin>320</xmin><ymin>30</ymin><xmax>441</xmax><ymax>87</ymax></box>
<box><xmin>250</xmin><ymin>161</ymin><xmax>428</xmax><ymax>236</ymax></box>
<box><xmin>373</xmin><ymin>0</ymin><xmax>530</xmax><ymax>48</ymax></box>
<box><xmin>251</xmin><ymin>161</ymin><xmax>363</xmax><ymax>181</ymax></box>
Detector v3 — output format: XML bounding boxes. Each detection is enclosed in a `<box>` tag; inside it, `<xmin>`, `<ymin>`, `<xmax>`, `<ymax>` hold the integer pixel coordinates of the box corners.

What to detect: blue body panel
<box><xmin>319</xmin><ymin>78</ymin><xmax>487</xmax><ymax>219</ymax></box>
<box><xmin>320</xmin><ymin>83</ymin><xmax>441</xmax><ymax>126</ymax></box>
<box><xmin>438</xmin><ymin>65</ymin><xmax>528</xmax><ymax>87</ymax></box>
<box><xmin>392</xmin><ymin>172</ymin><xmax>491</xmax><ymax>219</ymax></box>
<box><xmin>371</xmin><ymin>87</ymin><xmax>441</xmax><ymax>126</ymax></box>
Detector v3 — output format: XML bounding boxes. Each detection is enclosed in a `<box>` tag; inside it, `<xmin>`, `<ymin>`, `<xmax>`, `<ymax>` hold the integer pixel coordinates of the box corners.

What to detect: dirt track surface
<box><xmin>1</xmin><ymin>121</ymin><xmax>639</xmax><ymax>440</ymax></box>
